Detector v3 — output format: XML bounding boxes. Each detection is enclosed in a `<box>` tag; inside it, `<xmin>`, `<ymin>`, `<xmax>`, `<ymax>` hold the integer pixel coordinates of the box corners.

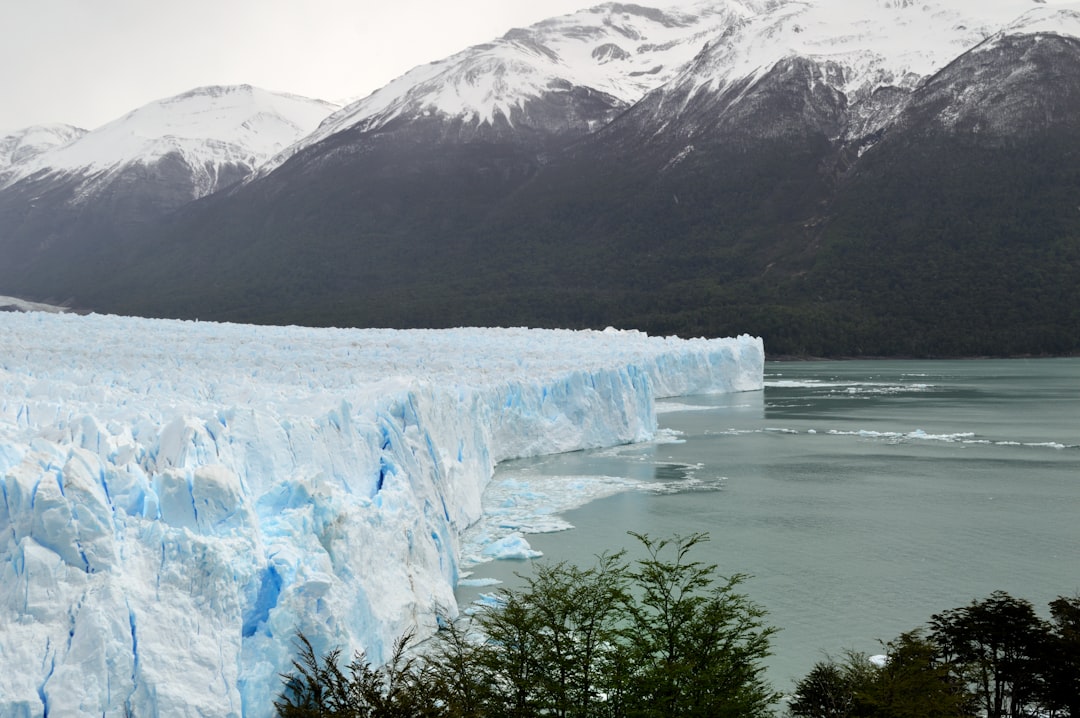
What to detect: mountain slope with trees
<box><xmin>1</xmin><ymin>1</ymin><xmax>1079</xmax><ymax>357</ymax></box>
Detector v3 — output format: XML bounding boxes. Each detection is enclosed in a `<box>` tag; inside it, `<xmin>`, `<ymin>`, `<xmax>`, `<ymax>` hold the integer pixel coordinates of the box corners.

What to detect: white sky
<box><xmin>0</xmin><ymin>0</ymin><xmax>592</xmax><ymax>133</ymax></box>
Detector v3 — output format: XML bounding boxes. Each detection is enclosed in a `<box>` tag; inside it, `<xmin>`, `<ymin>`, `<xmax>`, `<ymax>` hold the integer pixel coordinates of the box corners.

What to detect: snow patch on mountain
<box><xmin>2</xmin><ymin>85</ymin><xmax>337</xmax><ymax>200</ymax></box>
<box><xmin>258</xmin><ymin>0</ymin><xmax>763</xmax><ymax>175</ymax></box>
<box><xmin>905</xmin><ymin>5</ymin><xmax>1080</xmax><ymax>137</ymax></box>
<box><xmin>683</xmin><ymin>0</ymin><xmax>1062</xmax><ymax>100</ymax></box>
<box><xmin>626</xmin><ymin>0</ymin><xmax>1080</xmax><ymax>142</ymax></box>
<box><xmin>0</xmin><ymin>124</ymin><xmax>86</xmax><ymax>179</ymax></box>
<box><xmin>0</xmin><ymin>312</ymin><xmax>763</xmax><ymax>717</ymax></box>
<box><xmin>258</xmin><ymin>0</ymin><xmax>1080</xmax><ymax>177</ymax></box>
<box><xmin>998</xmin><ymin>2</ymin><xmax>1080</xmax><ymax>39</ymax></box>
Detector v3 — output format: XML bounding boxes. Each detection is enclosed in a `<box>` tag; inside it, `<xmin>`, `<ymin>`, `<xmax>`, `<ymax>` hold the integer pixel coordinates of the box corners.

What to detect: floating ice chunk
<box><xmin>457</xmin><ymin>577</ymin><xmax>502</xmax><ymax>587</ymax></box>
<box><xmin>482</xmin><ymin>534</ymin><xmax>542</xmax><ymax>560</ymax></box>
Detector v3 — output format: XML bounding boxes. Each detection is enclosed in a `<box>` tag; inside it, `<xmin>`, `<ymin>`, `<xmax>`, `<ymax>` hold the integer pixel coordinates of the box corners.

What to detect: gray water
<box><xmin>457</xmin><ymin>359</ymin><xmax>1080</xmax><ymax>691</ymax></box>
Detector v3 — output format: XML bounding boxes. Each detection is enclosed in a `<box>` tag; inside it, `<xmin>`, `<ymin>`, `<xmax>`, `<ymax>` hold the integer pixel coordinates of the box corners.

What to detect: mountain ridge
<box><xmin>1</xmin><ymin>0</ymin><xmax>1079</xmax><ymax>357</ymax></box>
<box><xmin>1</xmin><ymin>85</ymin><xmax>338</xmax><ymax>199</ymax></box>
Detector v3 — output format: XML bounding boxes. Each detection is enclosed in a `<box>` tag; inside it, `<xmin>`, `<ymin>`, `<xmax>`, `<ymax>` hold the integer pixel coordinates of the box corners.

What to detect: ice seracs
<box><xmin>0</xmin><ymin>312</ymin><xmax>763</xmax><ymax>717</ymax></box>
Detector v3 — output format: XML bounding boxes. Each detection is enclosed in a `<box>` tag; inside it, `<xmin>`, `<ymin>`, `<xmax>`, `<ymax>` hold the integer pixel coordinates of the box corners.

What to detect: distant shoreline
<box><xmin>2</xmin><ymin>294</ymin><xmax>1075</xmax><ymax>361</ymax></box>
<box><xmin>766</xmin><ymin>353</ymin><xmax>1080</xmax><ymax>361</ymax></box>
<box><xmin>0</xmin><ymin>294</ymin><xmax>71</xmax><ymax>314</ymax></box>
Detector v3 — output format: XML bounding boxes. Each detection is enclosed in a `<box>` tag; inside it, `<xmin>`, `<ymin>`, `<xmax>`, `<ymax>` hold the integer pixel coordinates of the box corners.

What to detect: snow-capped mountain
<box><xmin>894</xmin><ymin>20</ymin><xmax>1080</xmax><ymax>137</ymax></box>
<box><xmin>0</xmin><ymin>124</ymin><xmax>86</xmax><ymax>179</ymax></box>
<box><xmin>604</xmin><ymin>0</ymin><xmax>1080</xmax><ymax>146</ymax></box>
<box><xmin>2</xmin><ymin>0</ymin><xmax>1080</xmax><ymax>357</ymax></box>
<box><xmin>268</xmin><ymin>0</ymin><xmax>1080</xmax><ymax>160</ymax></box>
<box><xmin>2</xmin><ymin>85</ymin><xmax>337</xmax><ymax>201</ymax></box>
<box><xmin>678</xmin><ymin>0</ymin><xmax>1032</xmax><ymax>101</ymax></box>
<box><xmin>0</xmin><ymin>86</ymin><xmax>337</xmax><ymax>305</ymax></box>
<box><xmin>258</xmin><ymin>0</ymin><xmax>767</xmax><ymax>175</ymax></box>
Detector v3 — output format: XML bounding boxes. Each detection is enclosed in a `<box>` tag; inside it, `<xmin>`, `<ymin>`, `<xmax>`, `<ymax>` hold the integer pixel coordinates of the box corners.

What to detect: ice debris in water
<box><xmin>0</xmin><ymin>311</ymin><xmax>762</xmax><ymax>717</ymax></box>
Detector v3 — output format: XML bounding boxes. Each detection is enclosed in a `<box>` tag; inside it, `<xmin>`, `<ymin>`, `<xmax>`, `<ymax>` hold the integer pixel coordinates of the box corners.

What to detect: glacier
<box><xmin>0</xmin><ymin>311</ymin><xmax>763</xmax><ymax>717</ymax></box>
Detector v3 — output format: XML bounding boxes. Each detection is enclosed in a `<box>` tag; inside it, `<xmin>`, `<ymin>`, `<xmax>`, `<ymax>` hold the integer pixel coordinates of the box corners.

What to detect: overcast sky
<box><xmin>0</xmin><ymin>0</ymin><xmax>592</xmax><ymax>133</ymax></box>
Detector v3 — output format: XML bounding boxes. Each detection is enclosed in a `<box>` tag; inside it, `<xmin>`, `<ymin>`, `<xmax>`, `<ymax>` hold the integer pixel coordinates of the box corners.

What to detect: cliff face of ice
<box><xmin>0</xmin><ymin>312</ymin><xmax>763</xmax><ymax>717</ymax></box>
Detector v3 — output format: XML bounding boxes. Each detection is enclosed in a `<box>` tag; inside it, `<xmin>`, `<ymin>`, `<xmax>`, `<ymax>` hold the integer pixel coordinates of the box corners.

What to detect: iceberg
<box><xmin>0</xmin><ymin>312</ymin><xmax>763</xmax><ymax>717</ymax></box>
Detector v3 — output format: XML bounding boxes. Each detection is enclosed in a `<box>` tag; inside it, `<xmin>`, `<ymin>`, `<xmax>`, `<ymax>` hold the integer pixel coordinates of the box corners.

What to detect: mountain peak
<box><xmin>2</xmin><ymin>85</ymin><xmax>338</xmax><ymax>199</ymax></box>
<box><xmin>0</xmin><ymin>124</ymin><xmax>86</xmax><ymax>178</ymax></box>
<box><xmin>627</xmin><ymin>0</ymin><xmax>1080</xmax><ymax>143</ymax></box>
<box><xmin>1000</xmin><ymin>2</ymin><xmax>1080</xmax><ymax>37</ymax></box>
<box><xmin>258</xmin><ymin>0</ymin><xmax>760</xmax><ymax>176</ymax></box>
<box><xmin>4</xmin><ymin>0</ymin><xmax>1080</xmax><ymax>362</ymax></box>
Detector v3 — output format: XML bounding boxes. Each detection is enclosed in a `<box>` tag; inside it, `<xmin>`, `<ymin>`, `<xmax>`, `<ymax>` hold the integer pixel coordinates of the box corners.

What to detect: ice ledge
<box><xmin>0</xmin><ymin>313</ymin><xmax>763</xmax><ymax>717</ymax></box>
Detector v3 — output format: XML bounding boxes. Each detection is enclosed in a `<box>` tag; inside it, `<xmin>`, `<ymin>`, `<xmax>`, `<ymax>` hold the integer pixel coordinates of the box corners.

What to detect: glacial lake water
<box><xmin>456</xmin><ymin>359</ymin><xmax>1080</xmax><ymax>693</ymax></box>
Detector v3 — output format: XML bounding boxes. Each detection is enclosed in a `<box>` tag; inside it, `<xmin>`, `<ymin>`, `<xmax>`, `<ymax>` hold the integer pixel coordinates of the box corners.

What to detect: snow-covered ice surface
<box><xmin>0</xmin><ymin>312</ymin><xmax>762</xmax><ymax>717</ymax></box>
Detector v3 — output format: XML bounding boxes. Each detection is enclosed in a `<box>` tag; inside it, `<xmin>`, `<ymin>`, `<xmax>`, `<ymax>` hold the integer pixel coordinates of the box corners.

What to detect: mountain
<box><xmin>0</xmin><ymin>124</ymin><xmax>87</xmax><ymax>181</ymax></box>
<box><xmin>257</xmin><ymin>0</ymin><xmax>766</xmax><ymax>175</ymax></box>
<box><xmin>0</xmin><ymin>85</ymin><xmax>336</xmax><ymax>303</ymax></box>
<box><xmin>1</xmin><ymin>0</ymin><xmax>1079</xmax><ymax>357</ymax></box>
<box><xmin>798</xmin><ymin>14</ymin><xmax>1080</xmax><ymax>355</ymax></box>
<box><xmin>2</xmin><ymin>85</ymin><xmax>337</xmax><ymax>200</ymax></box>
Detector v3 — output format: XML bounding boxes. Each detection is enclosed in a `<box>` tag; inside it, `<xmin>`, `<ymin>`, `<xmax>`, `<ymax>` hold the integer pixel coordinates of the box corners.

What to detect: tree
<box><xmin>470</xmin><ymin>551</ymin><xmax>629</xmax><ymax>718</ymax></box>
<box><xmin>790</xmin><ymin>592</ymin><xmax>1078</xmax><ymax>718</ymax></box>
<box><xmin>861</xmin><ymin>632</ymin><xmax>972</xmax><ymax>718</ymax></box>
<box><xmin>618</xmin><ymin>532</ymin><xmax>779</xmax><ymax>718</ymax></box>
<box><xmin>460</xmin><ymin>534</ymin><xmax>777</xmax><ymax>718</ymax></box>
<box><xmin>274</xmin><ymin>632</ymin><xmax>440</xmax><ymax>718</ymax></box>
<box><xmin>787</xmin><ymin>657</ymin><xmax>863</xmax><ymax>718</ymax></box>
<box><xmin>276</xmin><ymin>534</ymin><xmax>778</xmax><ymax>718</ymax></box>
<box><xmin>789</xmin><ymin>636</ymin><xmax>975</xmax><ymax>718</ymax></box>
<box><xmin>418</xmin><ymin>618</ymin><xmax>492</xmax><ymax>718</ymax></box>
<box><xmin>930</xmin><ymin>592</ymin><xmax>1050</xmax><ymax>718</ymax></box>
<box><xmin>473</xmin><ymin>586</ymin><xmax>546</xmax><ymax>718</ymax></box>
<box><xmin>1040</xmin><ymin>595</ymin><xmax>1080</xmax><ymax>717</ymax></box>
<box><xmin>523</xmin><ymin>554</ymin><xmax>628</xmax><ymax>718</ymax></box>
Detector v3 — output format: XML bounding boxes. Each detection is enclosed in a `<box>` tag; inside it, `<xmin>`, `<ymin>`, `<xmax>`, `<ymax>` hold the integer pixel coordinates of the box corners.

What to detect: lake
<box><xmin>456</xmin><ymin>359</ymin><xmax>1080</xmax><ymax>692</ymax></box>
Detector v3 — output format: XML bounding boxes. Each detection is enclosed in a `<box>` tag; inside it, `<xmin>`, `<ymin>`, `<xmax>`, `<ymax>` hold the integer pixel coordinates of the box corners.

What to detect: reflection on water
<box><xmin>457</xmin><ymin>359</ymin><xmax>1080</xmax><ymax>693</ymax></box>
<box><xmin>652</xmin><ymin>463</ymin><xmax>698</xmax><ymax>482</ymax></box>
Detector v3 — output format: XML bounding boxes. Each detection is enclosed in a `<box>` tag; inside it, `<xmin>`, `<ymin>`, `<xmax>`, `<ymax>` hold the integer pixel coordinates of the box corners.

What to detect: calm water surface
<box><xmin>457</xmin><ymin>359</ymin><xmax>1080</xmax><ymax>691</ymax></box>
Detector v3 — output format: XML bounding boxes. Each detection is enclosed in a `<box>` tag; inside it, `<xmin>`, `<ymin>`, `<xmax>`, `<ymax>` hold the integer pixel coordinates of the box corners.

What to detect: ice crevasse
<box><xmin>0</xmin><ymin>312</ymin><xmax>763</xmax><ymax>717</ymax></box>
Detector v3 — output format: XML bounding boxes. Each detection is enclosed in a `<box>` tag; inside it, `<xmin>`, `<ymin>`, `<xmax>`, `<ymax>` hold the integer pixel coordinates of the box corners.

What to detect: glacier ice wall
<box><xmin>0</xmin><ymin>312</ymin><xmax>763</xmax><ymax>717</ymax></box>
